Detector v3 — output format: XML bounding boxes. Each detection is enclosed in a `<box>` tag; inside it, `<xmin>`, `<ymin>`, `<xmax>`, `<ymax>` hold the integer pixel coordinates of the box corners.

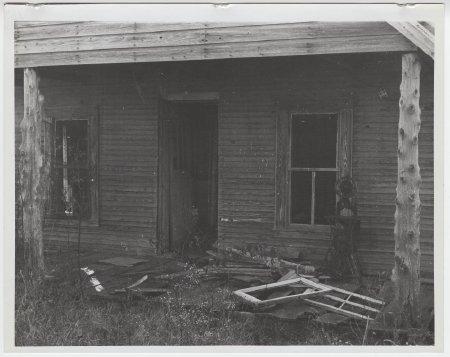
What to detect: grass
<box><xmin>14</xmin><ymin>252</ymin><xmax>434</xmax><ymax>347</ymax></box>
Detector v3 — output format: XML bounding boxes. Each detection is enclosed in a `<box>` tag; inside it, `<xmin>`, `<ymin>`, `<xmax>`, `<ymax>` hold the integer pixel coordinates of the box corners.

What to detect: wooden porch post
<box><xmin>19</xmin><ymin>68</ymin><xmax>50</xmax><ymax>279</ymax></box>
<box><xmin>392</xmin><ymin>53</ymin><xmax>422</xmax><ymax>327</ymax></box>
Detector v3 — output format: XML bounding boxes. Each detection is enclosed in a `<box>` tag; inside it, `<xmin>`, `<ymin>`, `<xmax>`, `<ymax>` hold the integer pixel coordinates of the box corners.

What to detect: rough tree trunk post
<box><xmin>392</xmin><ymin>53</ymin><xmax>422</xmax><ymax>327</ymax></box>
<box><xmin>19</xmin><ymin>68</ymin><xmax>49</xmax><ymax>280</ymax></box>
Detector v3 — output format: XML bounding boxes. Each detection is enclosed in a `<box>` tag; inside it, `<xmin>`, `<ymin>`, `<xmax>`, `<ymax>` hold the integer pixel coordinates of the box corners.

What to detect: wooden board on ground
<box><xmin>98</xmin><ymin>256</ymin><xmax>148</xmax><ymax>267</ymax></box>
<box><xmin>113</xmin><ymin>287</ymin><xmax>167</xmax><ymax>295</ymax></box>
<box><xmin>228</xmin><ymin>275</ymin><xmax>273</xmax><ymax>284</ymax></box>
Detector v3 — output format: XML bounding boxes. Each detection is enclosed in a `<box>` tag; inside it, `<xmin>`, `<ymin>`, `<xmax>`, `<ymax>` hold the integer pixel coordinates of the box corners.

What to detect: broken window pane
<box><xmin>291</xmin><ymin>172</ymin><xmax>311</xmax><ymax>224</ymax></box>
<box><xmin>55</xmin><ymin>120</ymin><xmax>89</xmax><ymax>166</ymax></box>
<box><xmin>291</xmin><ymin>114</ymin><xmax>337</xmax><ymax>168</ymax></box>
<box><xmin>315</xmin><ymin>171</ymin><xmax>337</xmax><ymax>225</ymax></box>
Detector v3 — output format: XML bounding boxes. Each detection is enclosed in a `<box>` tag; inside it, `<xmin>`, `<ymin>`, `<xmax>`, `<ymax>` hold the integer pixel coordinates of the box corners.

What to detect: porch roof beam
<box><xmin>14</xmin><ymin>22</ymin><xmax>417</xmax><ymax>68</ymax></box>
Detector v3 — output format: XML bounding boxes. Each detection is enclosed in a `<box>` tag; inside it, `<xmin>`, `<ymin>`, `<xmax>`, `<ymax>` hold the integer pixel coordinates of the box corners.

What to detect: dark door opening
<box><xmin>158</xmin><ymin>100</ymin><xmax>218</xmax><ymax>254</ymax></box>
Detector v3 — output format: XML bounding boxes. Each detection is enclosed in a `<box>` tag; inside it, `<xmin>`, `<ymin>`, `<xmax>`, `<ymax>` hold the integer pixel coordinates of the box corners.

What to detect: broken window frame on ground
<box><xmin>234</xmin><ymin>275</ymin><xmax>385</xmax><ymax>321</ymax></box>
<box><xmin>47</xmin><ymin>114</ymin><xmax>99</xmax><ymax>225</ymax></box>
<box><xmin>233</xmin><ymin>276</ymin><xmax>332</xmax><ymax>308</ymax></box>
<box><xmin>299</xmin><ymin>278</ymin><xmax>385</xmax><ymax>321</ymax></box>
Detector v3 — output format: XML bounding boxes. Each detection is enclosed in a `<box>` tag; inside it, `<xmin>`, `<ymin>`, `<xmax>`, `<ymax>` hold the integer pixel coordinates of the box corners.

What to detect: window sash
<box><xmin>288</xmin><ymin>113</ymin><xmax>339</xmax><ymax>226</ymax></box>
<box><xmin>289</xmin><ymin>169</ymin><xmax>337</xmax><ymax>225</ymax></box>
<box><xmin>275</xmin><ymin>108</ymin><xmax>352</xmax><ymax>229</ymax></box>
<box><xmin>50</xmin><ymin>118</ymin><xmax>95</xmax><ymax>220</ymax></box>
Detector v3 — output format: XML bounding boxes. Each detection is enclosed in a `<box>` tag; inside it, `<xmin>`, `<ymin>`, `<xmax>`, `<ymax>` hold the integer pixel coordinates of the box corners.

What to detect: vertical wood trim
<box><xmin>275</xmin><ymin>110</ymin><xmax>289</xmax><ymax>229</ymax></box>
<box><xmin>19</xmin><ymin>68</ymin><xmax>47</xmax><ymax>278</ymax></box>
<box><xmin>43</xmin><ymin>116</ymin><xmax>53</xmax><ymax>217</ymax></box>
<box><xmin>311</xmin><ymin>171</ymin><xmax>316</xmax><ymax>225</ymax></box>
<box><xmin>338</xmin><ymin>108</ymin><xmax>353</xmax><ymax>178</ymax></box>
<box><xmin>157</xmin><ymin>98</ymin><xmax>170</xmax><ymax>253</ymax></box>
<box><xmin>89</xmin><ymin>107</ymin><xmax>100</xmax><ymax>223</ymax></box>
<box><xmin>209</xmin><ymin>104</ymin><xmax>219</xmax><ymax>236</ymax></box>
<box><xmin>392</xmin><ymin>52</ymin><xmax>422</xmax><ymax>326</ymax></box>
<box><xmin>62</xmin><ymin>125</ymin><xmax>69</xmax><ymax>204</ymax></box>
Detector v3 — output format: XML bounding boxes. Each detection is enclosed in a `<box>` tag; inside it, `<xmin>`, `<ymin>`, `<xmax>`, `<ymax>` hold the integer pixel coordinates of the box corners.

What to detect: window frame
<box><xmin>275</xmin><ymin>107</ymin><xmax>353</xmax><ymax>230</ymax></box>
<box><xmin>288</xmin><ymin>112</ymin><xmax>339</xmax><ymax>227</ymax></box>
<box><xmin>46</xmin><ymin>115</ymin><xmax>99</xmax><ymax>227</ymax></box>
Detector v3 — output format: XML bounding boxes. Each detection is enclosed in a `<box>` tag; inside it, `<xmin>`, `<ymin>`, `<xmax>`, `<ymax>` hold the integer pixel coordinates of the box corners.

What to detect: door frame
<box><xmin>157</xmin><ymin>92</ymin><xmax>220</xmax><ymax>254</ymax></box>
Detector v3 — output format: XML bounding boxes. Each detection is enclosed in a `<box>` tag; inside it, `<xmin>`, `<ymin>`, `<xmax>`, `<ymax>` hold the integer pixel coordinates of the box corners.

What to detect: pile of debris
<box><xmin>205</xmin><ymin>247</ymin><xmax>316</xmax><ymax>284</ymax></box>
<box><xmin>205</xmin><ymin>247</ymin><xmax>385</xmax><ymax>325</ymax></box>
<box><xmin>79</xmin><ymin>255</ymin><xmax>197</xmax><ymax>301</ymax></box>
<box><xmin>78</xmin><ymin>249</ymin><xmax>386</xmax><ymax>326</ymax></box>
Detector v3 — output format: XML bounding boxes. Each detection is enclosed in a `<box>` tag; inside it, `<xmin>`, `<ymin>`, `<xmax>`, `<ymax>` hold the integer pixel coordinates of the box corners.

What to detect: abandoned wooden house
<box><xmin>14</xmin><ymin>21</ymin><xmax>435</xmax><ymax>277</ymax></box>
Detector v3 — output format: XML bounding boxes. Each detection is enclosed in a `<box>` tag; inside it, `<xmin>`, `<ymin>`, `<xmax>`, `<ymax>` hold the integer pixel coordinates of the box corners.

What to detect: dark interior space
<box><xmin>167</xmin><ymin>102</ymin><xmax>218</xmax><ymax>250</ymax></box>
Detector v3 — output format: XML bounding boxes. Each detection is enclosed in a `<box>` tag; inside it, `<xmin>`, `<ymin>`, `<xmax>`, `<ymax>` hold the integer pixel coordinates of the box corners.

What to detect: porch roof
<box><xmin>14</xmin><ymin>21</ymin><xmax>433</xmax><ymax>68</ymax></box>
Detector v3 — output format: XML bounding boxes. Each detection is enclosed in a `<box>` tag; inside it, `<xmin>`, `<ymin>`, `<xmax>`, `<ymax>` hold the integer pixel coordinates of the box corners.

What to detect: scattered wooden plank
<box><xmin>98</xmin><ymin>257</ymin><xmax>148</xmax><ymax>267</ymax></box>
<box><xmin>81</xmin><ymin>267</ymin><xmax>105</xmax><ymax>292</ymax></box>
<box><xmin>223</xmin><ymin>247</ymin><xmax>316</xmax><ymax>275</ymax></box>
<box><xmin>278</xmin><ymin>270</ymin><xmax>298</xmax><ymax>282</ymax></box>
<box><xmin>113</xmin><ymin>287</ymin><xmax>167</xmax><ymax>295</ymax></box>
<box><xmin>206</xmin><ymin>250</ymin><xmax>218</xmax><ymax>258</ymax></box>
<box><xmin>208</xmin><ymin>267</ymin><xmax>272</xmax><ymax>276</ymax></box>
<box><xmin>279</xmin><ymin>259</ymin><xmax>315</xmax><ymax>274</ymax></box>
<box><xmin>221</xmin><ymin>263</ymin><xmax>267</xmax><ymax>268</ymax></box>
<box><xmin>127</xmin><ymin>274</ymin><xmax>148</xmax><ymax>289</ymax></box>
<box><xmin>120</xmin><ymin>269</ymin><xmax>172</xmax><ymax>277</ymax></box>
<box><xmin>227</xmin><ymin>275</ymin><xmax>273</xmax><ymax>284</ymax></box>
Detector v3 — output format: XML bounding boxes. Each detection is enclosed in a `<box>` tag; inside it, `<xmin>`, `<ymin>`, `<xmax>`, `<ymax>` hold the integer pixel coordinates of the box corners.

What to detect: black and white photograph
<box><xmin>2</xmin><ymin>2</ymin><xmax>446</xmax><ymax>353</ymax></box>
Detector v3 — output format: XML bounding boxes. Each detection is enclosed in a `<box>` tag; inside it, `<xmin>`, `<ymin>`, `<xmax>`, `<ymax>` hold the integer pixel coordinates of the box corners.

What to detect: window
<box><xmin>290</xmin><ymin>114</ymin><xmax>337</xmax><ymax>225</ymax></box>
<box><xmin>48</xmin><ymin>116</ymin><xmax>98</xmax><ymax>223</ymax></box>
<box><xmin>275</xmin><ymin>109</ymin><xmax>352</xmax><ymax>228</ymax></box>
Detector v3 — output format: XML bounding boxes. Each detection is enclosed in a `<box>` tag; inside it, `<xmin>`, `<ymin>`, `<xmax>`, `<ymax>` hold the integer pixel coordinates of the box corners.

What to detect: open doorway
<box><xmin>158</xmin><ymin>100</ymin><xmax>218</xmax><ymax>254</ymax></box>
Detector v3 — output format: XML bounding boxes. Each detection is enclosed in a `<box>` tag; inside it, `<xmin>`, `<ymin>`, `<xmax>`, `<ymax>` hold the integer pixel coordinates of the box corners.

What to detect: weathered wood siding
<box><xmin>14</xmin><ymin>22</ymin><xmax>416</xmax><ymax>68</ymax></box>
<box><xmin>15</xmin><ymin>66</ymin><xmax>159</xmax><ymax>255</ymax></box>
<box><xmin>352</xmin><ymin>56</ymin><xmax>434</xmax><ymax>276</ymax></box>
<box><xmin>15</xmin><ymin>53</ymin><xmax>434</xmax><ymax>275</ymax></box>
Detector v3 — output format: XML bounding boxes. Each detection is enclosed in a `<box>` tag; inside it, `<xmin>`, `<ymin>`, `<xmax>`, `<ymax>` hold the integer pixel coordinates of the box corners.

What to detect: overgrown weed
<box><xmin>14</xmin><ymin>255</ymin><xmax>433</xmax><ymax>346</ymax></box>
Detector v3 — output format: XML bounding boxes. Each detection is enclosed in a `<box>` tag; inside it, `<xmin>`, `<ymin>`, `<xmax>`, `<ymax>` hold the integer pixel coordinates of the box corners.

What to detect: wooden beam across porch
<box><xmin>14</xmin><ymin>21</ymin><xmax>417</xmax><ymax>68</ymax></box>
